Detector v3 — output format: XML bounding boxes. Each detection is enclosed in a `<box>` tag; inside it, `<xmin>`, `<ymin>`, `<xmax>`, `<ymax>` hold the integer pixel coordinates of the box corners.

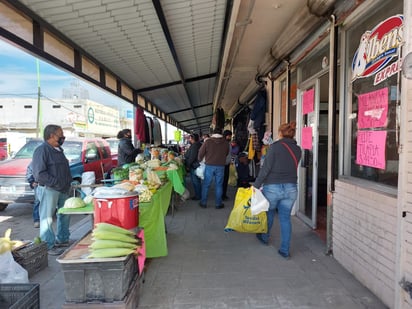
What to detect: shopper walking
<box><xmin>32</xmin><ymin>124</ymin><xmax>73</xmax><ymax>255</ymax></box>
<box><xmin>184</xmin><ymin>133</ymin><xmax>202</xmax><ymax>200</ymax></box>
<box><xmin>117</xmin><ymin>128</ymin><xmax>142</xmax><ymax>167</ymax></box>
<box><xmin>198</xmin><ymin>128</ymin><xmax>229</xmax><ymax>209</ymax></box>
<box><xmin>222</xmin><ymin>130</ymin><xmax>232</xmax><ymax>200</ymax></box>
<box><xmin>26</xmin><ymin>162</ymin><xmax>40</xmax><ymax>228</ymax></box>
<box><xmin>252</xmin><ymin>122</ymin><xmax>301</xmax><ymax>259</ymax></box>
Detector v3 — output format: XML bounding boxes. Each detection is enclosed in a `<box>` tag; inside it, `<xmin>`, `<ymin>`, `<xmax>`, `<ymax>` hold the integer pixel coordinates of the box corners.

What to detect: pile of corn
<box><xmin>88</xmin><ymin>223</ymin><xmax>140</xmax><ymax>258</ymax></box>
<box><xmin>0</xmin><ymin>229</ymin><xmax>24</xmax><ymax>254</ymax></box>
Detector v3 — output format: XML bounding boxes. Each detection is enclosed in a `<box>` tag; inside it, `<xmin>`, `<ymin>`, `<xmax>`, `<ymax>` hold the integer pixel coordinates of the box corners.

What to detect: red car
<box><xmin>0</xmin><ymin>138</ymin><xmax>113</xmax><ymax>211</ymax></box>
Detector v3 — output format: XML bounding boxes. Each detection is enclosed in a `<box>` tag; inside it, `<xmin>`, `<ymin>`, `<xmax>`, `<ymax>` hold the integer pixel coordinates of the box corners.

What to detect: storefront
<box><xmin>268</xmin><ymin>0</ymin><xmax>410</xmax><ymax>307</ymax></box>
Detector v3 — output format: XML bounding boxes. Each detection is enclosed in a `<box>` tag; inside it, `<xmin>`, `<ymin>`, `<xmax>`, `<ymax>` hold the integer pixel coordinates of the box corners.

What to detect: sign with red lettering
<box><xmin>352</xmin><ymin>15</ymin><xmax>404</xmax><ymax>85</ymax></box>
<box><xmin>302</xmin><ymin>88</ymin><xmax>314</xmax><ymax>115</ymax></box>
<box><xmin>301</xmin><ymin>126</ymin><xmax>313</xmax><ymax>150</ymax></box>
<box><xmin>357</xmin><ymin>87</ymin><xmax>388</xmax><ymax>129</ymax></box>
<box><xmin>356</xmin><ymin>130</ymin><xmax>387</xmax><ymax>169</ymax></box>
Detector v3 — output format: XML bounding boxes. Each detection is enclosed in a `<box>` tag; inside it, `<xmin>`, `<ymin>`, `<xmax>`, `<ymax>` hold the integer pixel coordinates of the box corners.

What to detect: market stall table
<box><xmin>139</xmin><ymin>180</ymin><xmax>173</xmax><ymax>258</ymax></box>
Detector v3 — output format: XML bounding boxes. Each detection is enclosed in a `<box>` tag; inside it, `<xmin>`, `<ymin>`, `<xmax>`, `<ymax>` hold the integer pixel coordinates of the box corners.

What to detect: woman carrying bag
<box><xmin>252</xmin><ymin>122</ymin><xmax>301</xmax><ymax>259</ymax></box>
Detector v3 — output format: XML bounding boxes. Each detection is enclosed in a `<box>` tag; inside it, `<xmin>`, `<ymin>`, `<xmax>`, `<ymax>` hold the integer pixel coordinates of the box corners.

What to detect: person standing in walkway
<box><xmin>184</xmin><ymin>133</ymin><xmax>202</xmax><ymax>200</ymax></box>
<box><xmin>117</xmin><ymin>128</ymin><xmax>142</xmax><ymax>167</ymax></box>
<box><xmin>222</xmin><ymin>130</ymin><xmax>232</xmax><ymax>200</ymax></box>
<box><xmin>198</xmin><ymin>128</ymin><xmax>229</xmax><ymax>209</ymax></box>
<box><xmin>32</xmin><ymin>124</ymin><xmax>73</xmax><ymax>255</ymax></box>
<box><xmin>252</xmin><ymin>122</ymin><xmax>301</xmax><ymax>259</ymax></box>
<box><xmin>26</xmin><ymin>162</ymin><xmax>40</xmax><ymax>228</ymax></box>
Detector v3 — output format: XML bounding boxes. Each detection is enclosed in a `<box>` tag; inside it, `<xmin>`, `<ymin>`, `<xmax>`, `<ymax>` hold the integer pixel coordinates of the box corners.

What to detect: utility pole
<box><xmin>35</xmin><ymin>59</ymin><xmax>41</xmax><ymax>138</ymax></box>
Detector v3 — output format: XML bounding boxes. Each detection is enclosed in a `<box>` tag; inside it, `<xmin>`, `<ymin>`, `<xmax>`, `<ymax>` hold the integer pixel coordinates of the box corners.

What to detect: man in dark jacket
<box><xmin>117</xmin><ymin>129</ymin><xmax>142</xmax><ymax>167</ymax></box>
<box><xmin>184</xmin><ymin>133</ymin><xmax>202</xmax><ymax>200</ymax></box>
<box><xmin>26</xmin><ymin>162</ymin><xmax>40</xmax><ymax>228</ymax></box>
<box><xmin>198</xmin><ymin>128</ymin><xmax>229</xmax><ymax>209</ymax></box>
<box><xmin>32</xmin><ymin>124</ymin><xmax>73</xmax><ymax>255</ymax></box>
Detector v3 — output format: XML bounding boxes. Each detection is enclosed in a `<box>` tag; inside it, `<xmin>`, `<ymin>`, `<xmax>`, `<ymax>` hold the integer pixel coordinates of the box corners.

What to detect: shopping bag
<box><xmin>224</xmin><ymin>187</ymin><xmax>267</xmax><ymax>233</ymax></box>
<box><xmin>228</xmin><ymin>163</ymin><xmax>237</xmax><ymax>187</ymax></box>
<box><xmin>195</xmin><ymin>162</ymin><xmax>205</xmax><ymax>180</ymax></box>
<box><xmin>250</xmin><ymin>187</ymin><xmax>269</xmax><ymax>215</ymax></box>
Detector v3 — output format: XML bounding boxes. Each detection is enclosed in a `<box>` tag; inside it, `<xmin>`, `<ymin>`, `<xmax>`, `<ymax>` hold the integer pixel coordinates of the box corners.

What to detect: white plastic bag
<box><xmin>195</xmin><ymin>162</ymin><xmax>205</xmax><ymax>180</ymax></box>
<box><xmin>250</xmin><ymin>187</ymin><xmax>269</xmax><ymax>215</ymax></box>
<box><xmin>81</xmin><ymin>171</ymin><xmax>95</xmax><ymax>195</ymax></box>
<box><xmin>0</xmin><ymin>251</ymin><xmax>29</xmax><ymax>283</ymax></box>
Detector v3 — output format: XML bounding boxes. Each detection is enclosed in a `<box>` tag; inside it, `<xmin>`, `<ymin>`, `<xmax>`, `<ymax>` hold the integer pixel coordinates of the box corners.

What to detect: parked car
<box><xmin>105</xmin><ymin>137</ymin><xmax>119</xmax><ymax>166</ymax></box>
<box><xmin>0</xmin><ymin>137</ymin><xmax>113</xmax><ymax>211</ymax></box>
<box><xmin>0</xmin><ymin>139</ymin><xmax>7</xmax><ymax>161</ymax></box>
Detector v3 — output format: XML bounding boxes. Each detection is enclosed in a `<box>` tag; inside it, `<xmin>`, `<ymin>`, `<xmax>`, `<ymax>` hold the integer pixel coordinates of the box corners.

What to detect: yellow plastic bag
<box><xmin>224</xmin><ymin>187</ymin><xmax>267</xmax><ymax>233</ymax></box>
<box><xmin>228</xmin><ymin>163</ymin><xmax>237</xmax><ymax>187</ymax></box>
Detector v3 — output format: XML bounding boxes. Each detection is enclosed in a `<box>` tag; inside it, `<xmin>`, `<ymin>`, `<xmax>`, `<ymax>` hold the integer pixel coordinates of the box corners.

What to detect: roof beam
<box><xmin>137</xmin><ymin>73</ymin><xmax>217</xmax><ymax>93</ymax></box>
<box><xmin>167</xmin><ymin>103</ymin><xmax>213</xmax><ymax>115</ymax></box>
<box><xmin>152</xmin><ymin>0</ymin><xmax>199</xmax><ymax>127</ymax></box>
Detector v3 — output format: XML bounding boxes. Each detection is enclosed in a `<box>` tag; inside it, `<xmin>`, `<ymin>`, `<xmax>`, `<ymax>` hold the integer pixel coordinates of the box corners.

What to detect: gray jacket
<box><xmin>32</xmin><ymin>142</ymin><xmax>72</xmax><ymax>193</ymax></box>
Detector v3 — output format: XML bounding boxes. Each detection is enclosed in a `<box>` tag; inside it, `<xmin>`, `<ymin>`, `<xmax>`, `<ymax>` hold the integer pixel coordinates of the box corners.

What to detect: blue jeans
<box><xmin>37</xmin><ymin>186</ymin><xmax>70</xmax><ymax>249</ymax></box>
<box><xmin>201</xmin><ymin>164</ymin><xmax>224</xmax><ymax>207</ymax></box>
<box><xmin>260</xmin><ymin>183</ymin><xmax>297</xmax><ymax>255</ymax></box>
<box><xmin>190</xmin><ymin>169</ymin><xmax>202</xmax><ymax>199</ymax></box>
<box><xmin>32</xmin><ymin>186</ymin><xmax>40</xmax><ymax>222</ymax></box>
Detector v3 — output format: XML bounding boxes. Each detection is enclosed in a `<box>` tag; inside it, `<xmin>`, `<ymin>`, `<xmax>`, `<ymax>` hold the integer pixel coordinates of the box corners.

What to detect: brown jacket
<box><xmin>198</xmin><ymin>134</ymin><xmax>229</xmax><ymax>166</ymax></box>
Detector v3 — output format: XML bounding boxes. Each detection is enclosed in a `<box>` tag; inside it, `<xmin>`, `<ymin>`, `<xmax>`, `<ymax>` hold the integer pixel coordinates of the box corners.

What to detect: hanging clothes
<box><xmin>152</xmin><ymin>117</ymin><xmax>162</xmax><ymax>146</ymax></box>
<box><xmin>134</xmin><ymin>107</ymin><xmax>146</xmax><ymax>143</ymax></box>
<box><xmin>250</xmin><ymin>90</ymin><xmax>267</xmax><ymax>149</ymax></box>
<box><xmin>233</xmin><ymin>108</ymin><xmax>249</xmax><ymax>152</ymax></box>
<box><xmin>146</xmin><ymin>116</ymin><xmax>153</xmax><ymax>145</ymax></box>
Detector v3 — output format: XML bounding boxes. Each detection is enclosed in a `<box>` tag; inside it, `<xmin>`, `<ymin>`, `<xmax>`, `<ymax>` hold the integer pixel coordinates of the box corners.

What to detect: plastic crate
<box><xmin>62</xmin><ymin>273</ymin><xmax>142</xmax><ymax>309</ymax></box>
<box><xmin>12</xmin><ymin>242</ymin><xmax>48</xmax><ymax>277</ymax></box>
<box><xmin>0</xmin><ymin>283</ymin><xmax>40</xmax><ymax>309</ymax></box>
<box><xmin>57</xmin><ymin>233</ymin><xmax>138</xmax><ymax>303</ymax></box>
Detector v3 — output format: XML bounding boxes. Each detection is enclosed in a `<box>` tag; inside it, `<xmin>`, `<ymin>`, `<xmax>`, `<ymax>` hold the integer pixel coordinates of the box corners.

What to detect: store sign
<box><xmin>86</xmin><ymin>101</ymin><xmax>120</xmax><ymax>136</ymax></box>
<box><xmin>352</xmin><ymin>14</ymin><xmax>404</xmax><ymax>85</ymax></box>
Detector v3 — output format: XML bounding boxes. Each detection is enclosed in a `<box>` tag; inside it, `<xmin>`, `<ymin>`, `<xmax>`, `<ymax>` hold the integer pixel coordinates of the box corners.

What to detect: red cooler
<box><xmin>93</xmin><ymin>193</ymin><xmax>139</xmax><ymax>230</ymax></box>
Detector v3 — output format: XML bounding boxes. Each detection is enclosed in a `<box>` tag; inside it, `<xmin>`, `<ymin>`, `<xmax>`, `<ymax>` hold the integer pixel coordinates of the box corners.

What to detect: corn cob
<box><xmin>88</xmin><ymin>248</ymin><xmax>136</xmax><ymax>258</ymax></box>
<box><xmin>89</xmin><ymin>239</ymin><xmax>138</xmax><ymax>250</ymax></box>
<box><xmin>94</xmin><ymin>223</ymin><xmax>135</xmax><ymax>236</ymax></box>
<box><xmin>91</xmin><ymin>230</ymin><xmax>138</xmax><ymax>244</ymax></box>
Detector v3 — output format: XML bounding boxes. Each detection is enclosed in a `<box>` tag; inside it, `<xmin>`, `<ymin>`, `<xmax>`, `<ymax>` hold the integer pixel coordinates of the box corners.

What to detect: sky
<box><xmin>0</xmin><ymin>39</ymin><xmax>129</xmax><ymax>109</ymax></box>
<box><xmin>0</xmin><ymin>39</ymin><xmax>181</xmax><ymax>141</ymax></box>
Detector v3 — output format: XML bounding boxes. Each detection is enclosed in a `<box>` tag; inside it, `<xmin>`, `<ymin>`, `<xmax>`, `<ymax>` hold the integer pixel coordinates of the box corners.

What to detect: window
<box><xmin>345</xmin><ymin>0</ymin><xmax>403</xmax><ymax>187</ymax></box>
<box><xmin>85</xmin><ymin>142</ymin><xmax>100</xmax><ymax>161</ymax></box>
<box><xmin>97</xmin><ymin>141</ymin><xmax>110</xmax><ymax>159</ymax></box>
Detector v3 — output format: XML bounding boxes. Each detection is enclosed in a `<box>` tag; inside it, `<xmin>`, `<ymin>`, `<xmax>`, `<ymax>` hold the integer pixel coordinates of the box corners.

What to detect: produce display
<box><xmin>0</xmin><ymin>229</ymin><xmax>25</xmax><ymax>254</ymax></box>
<box><xmin>88</xmin><ymin>223</ymin><xmax>141</xmax><ymax>258</ymax></box>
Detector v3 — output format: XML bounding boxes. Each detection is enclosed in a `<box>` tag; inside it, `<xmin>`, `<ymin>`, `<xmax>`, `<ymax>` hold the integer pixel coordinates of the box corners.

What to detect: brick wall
<box><xmin>333</xmin><ymin>180</ymin><xmax>397</xmax><ymax>308</ymax></box>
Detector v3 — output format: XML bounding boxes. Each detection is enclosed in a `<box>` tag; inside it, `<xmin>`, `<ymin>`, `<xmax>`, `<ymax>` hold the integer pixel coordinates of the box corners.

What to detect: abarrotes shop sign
<box><xmin>352</xmin><ymin>15</ymin><xmax>404</xmax><ymax>86</ymax></box>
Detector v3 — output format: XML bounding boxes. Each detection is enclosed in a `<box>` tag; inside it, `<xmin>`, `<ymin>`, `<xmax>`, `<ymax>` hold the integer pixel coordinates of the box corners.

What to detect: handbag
<box><xmin>250</xmin><ymin>187</ymin><xmax>269</xmax><ymax>215</ymax></box>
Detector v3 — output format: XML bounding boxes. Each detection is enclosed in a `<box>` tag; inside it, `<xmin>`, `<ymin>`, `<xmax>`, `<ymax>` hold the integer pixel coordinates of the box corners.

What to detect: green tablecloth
<box><xmin>139</xmin><ymin>181</ymin><xmax>173</xmax><ymax>258</ymax></box>
<box><xmin>166</xmin><ymin>168</ymin><xmax>185</xmax><ymax>195</ymax></box>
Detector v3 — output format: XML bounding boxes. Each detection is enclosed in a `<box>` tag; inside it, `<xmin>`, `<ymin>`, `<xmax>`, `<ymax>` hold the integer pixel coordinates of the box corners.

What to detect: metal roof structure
<box><xmin>0</xmin><ymin>0</ymin><xmax>336</xmax><ymax>133</ymax></box>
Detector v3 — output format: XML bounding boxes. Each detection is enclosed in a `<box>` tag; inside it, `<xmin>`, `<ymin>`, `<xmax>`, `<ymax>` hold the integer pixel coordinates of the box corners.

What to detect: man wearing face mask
<box><xmin>32</xmin><ymin>124</ymin><xmax>73</xmax><ymax>256</ymax></box>
<box><xmin>117</xmin><ymin>128</ymin><xmax>142</xmax><ymax>167</ymax></box>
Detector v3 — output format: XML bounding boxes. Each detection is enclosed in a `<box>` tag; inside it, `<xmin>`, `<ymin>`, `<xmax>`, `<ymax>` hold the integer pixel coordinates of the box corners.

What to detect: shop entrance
<box><xmin>297</xmin><ymin>73</ymin><xmax>329</xmax><ymax>240</ymax></box>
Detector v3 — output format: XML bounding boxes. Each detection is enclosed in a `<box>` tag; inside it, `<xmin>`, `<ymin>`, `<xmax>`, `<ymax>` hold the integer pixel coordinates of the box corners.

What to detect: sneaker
<box><xmin>199</xmin><ymin>202</ymin><xmax>207</xmax><ymax>208</ymax></box>
<box><xmin>55</xmin><ymin>240</ymin><xmax>70</xmax><ymax>248</ymax></box>
<box><xmin>48</xmin><ymin>247</ymin><xmax>64</xmax><ymax>256</ymax></box>
<box><xmin>33</xmin><ymin>221</ymin><xmax>40</xmax><ymax>228</ymax></box>
<box><xmin>215</xmin><ymin>204</ymin><xmax>224</xmax><ymax>209</ymax></box>
<box><xmin>278</xmin><ymin>249</ymin><xmax>290</xmax><ymax>259</ymax></box>
<box><xmin>256</xmin><ymin>233</ymin><xmax>269</xmax><ymax>246</ymax></box>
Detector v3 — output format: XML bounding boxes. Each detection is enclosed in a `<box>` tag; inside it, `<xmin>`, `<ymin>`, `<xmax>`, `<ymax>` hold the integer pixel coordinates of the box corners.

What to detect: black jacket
<box><xmin>184</xmin><ymin>141</ymin><xmax>202</xmax><ymax>170</ymax></box>
<box><xmin>117</xmin><ymin>138</ymin><xmax>141</xmax><ymax>167</ymax></box>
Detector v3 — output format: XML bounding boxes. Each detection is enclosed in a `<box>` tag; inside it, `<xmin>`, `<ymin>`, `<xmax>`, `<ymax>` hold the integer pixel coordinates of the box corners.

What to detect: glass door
<box><xmin>297</xmin><ymin>79</ymin><xmax>319</xmax><ymax>228</ymax></box>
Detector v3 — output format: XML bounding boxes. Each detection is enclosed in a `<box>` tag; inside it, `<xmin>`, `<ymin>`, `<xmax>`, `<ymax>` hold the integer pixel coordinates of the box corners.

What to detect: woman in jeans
<box><xmin>252</xmin><ymin>122</ymin><xmax>301</xmax><ymax>259</ymax></box>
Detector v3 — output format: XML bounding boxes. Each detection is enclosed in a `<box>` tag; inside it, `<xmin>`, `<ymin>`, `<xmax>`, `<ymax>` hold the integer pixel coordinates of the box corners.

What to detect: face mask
<box><xmin>58</xmin><ymin>137</ymin><xmax>65</xmax><ymax>146</ymax></box>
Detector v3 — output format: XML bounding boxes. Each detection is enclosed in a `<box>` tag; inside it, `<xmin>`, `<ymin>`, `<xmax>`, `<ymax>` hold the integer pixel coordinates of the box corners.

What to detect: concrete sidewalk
<box><xmin>21</xmin><ymin>183</ymin><xmax>387</xmax><ymax>308</ymax></box>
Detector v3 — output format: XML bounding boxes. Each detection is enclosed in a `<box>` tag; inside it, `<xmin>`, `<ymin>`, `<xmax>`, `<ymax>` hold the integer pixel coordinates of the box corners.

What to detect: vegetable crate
<box><xmin>12</xmin><ymin>242</ymin><xmax>48</xmax><ymax>277</ymax></box>
<box><xmin>57</xmin><ymin>233</ymin><xmax>138</xmax><ymax>303</ymax></box>
<box><xmin>0</xmin><ymin>283</ymin><xmax>40</xmax><ymax>309</ymax></box>
<box><xmin>61</xmin><ymin>272</ymin><xmax>142</xmax><ymax>309</ymax></box>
